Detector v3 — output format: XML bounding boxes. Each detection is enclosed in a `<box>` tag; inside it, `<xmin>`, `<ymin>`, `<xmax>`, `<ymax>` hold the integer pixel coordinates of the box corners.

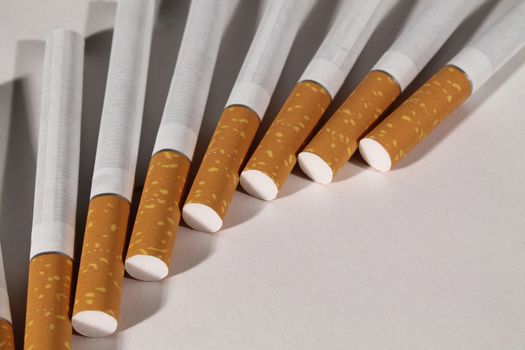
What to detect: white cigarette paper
<box><xmin>90</xmin><ymin>0</ymin><xmax>157</xmax><ymax>201</ymax></box>
<box><xmin>373</xmin><ymin>0</ymin><xmax>485</xmax><ymax>90</ymax></box>
<box><xmin>0</xmin><ymin>246</ymin><xmax>11</xmax><ymax>323</ymax></box>
<box><xmin>225</xmin><ymin>0</ymin><xmax>317</xmax><ymax>118</ymax></box>
<box><xmin>30</xmin><ymin>30</ymin><xmax>84</xmax><ymax>259</ymax></box>
<box><xmin>449</xmin><ymin>0</ymin><xmax>525</xmax><ymax>92</ymax></box>
<box><xmin>153</xmin><ymin>0</ymin><xmax>236</xmax><ymax>159</ymax></box>
<box><xmin>299</xmin><ymin>0</ymin><xmax>389</xmax><ymax>97</ymax></box>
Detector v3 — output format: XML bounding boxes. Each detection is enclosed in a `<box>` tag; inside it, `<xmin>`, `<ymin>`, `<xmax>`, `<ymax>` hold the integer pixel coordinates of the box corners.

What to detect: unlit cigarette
<box><xmin>182</xmin><ymin>0</ymin><xmax>316</xmax><ymax>232</ymax></box>
<box><xmin>360</xmin><ymin>1</ymin><xmax>525</xmax><ymax>171</ymax></box>
<box><xmin>24</xmin><ymin>29</ymin><xmax>83</xmax><ymax>350</ymax></box>
<box><xmin>0</xmin><ymin>246</ymin><xmax>14</xmax><ymax>350</ymax></box>
<box><xmin>240</xmin><ymin>0</ymin><xmax>389</xmax><ymax>200</ymax></box>
<box><xmin>298</xmin><ymin>0</ymin><xmax>484</xmax><ymax>184</ymax></box>
<box><xmin>125</xmin><ymin>0</ymin><xmax>235</xmax><ymax>282</ymax></box>
<box><xmin>72</xmin><ymin>0</ymin><xmax>156</xmax><ymax>338</ymax></box>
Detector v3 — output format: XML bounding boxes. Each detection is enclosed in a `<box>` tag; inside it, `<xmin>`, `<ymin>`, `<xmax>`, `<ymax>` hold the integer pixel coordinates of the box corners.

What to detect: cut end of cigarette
<box><xmin>182</xmin><ymin>203</ymin><xmax>223</xmax><ymax>233</ymax></box>
<box><xmin>72</xmin><ymin>311</ymin><xmax>118</xmax><ymax>337</ymax></box>
<box><xmin>240</xmin><ymin>169</ymin><xmax>278</xmax><ymax>201</ymax></box>
<box><xmin>125</xmin><ymin>255</ymin><xmax>169</xmax><ymax>282</ymax></box>
<box><xmin>297</xmin><ymin>151</ymin><xmax>333</xmax><ymax>184</ymax></box>
<box><xmin>359</xmin><ymin>138</ymin><xmax>392</xmax><ymax>172</ymax></box>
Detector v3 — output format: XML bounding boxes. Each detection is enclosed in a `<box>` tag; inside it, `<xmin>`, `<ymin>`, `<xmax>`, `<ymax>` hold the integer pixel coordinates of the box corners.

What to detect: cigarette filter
<box><xmin>0</xmin><ymin>246</ymin><xmax>14</xmax><ymax>350</ymax></box>
<box><xmin>25</xmin><ymin>255</ymin><xmax>73</xmax><ymax>350</ymax></box>
<box><xmin>0</xmin><ymin>320</ymin><xmax>14</xmax><ymax>350</ymax></box>
<box><xmin>298</xmin><ymin>0</ymin><xmax>484</xmax><ymax>183</ymax></box>
<box><xmin>360</xmin><ymin>1</ymin><xmax>525</xmax><ymax>171</ymax></box>
<box><xmin>72</xmin><ymin>0</ymin><xmax>156</xmax><ymax>337</ymax></box>
<box><xmin>240</xmin><ymin>0</ymin><xmax>389</xmax><ymax>200</ymax></box>
<box><xmin>24</xmin><ymin>29</ymin><xmax>84</xmax><ymax>350</ymax></box>
<box><xmin>183</xmin><ymin>0</ymin><xmax>316</xmax><ymax>232</ymax></box>
<box><xmin>125</xmin><ymin>0</ymin><xmax>235</xmax><ymax>282</ymax></box>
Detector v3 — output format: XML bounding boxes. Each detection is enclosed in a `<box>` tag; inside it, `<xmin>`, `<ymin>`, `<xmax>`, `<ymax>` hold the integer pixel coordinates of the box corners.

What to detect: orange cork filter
<box><xmin>24</xmin><ymin>254</ymin><xmax>72</xmax><ymax>350</ymax></box>
<box><xmin>360</xmin><ymin>66</ymin><xmax>471</xmax><ymax>172</ymax></box>
<box><xmin>125</xmin><ymin>151</ymin><xmax>190</xmax><ymax>281</ymax></box>
<box><xmin>0</xmin><ymin>320</ymin><xmax>14</xmax><ymax>349</ymax></box>
<box><xmin>240</xmin><ymin>81</ymin><xmax>331</xmax><ymax>200</ymax></box>
<box><xmin>183</xmin><ymin>106</ymin><xmax>260</xmax><ymax>232</ymax></box>
<box><xmin>72</xmin><ymin>195</ymin><xmax>130</xmax><ymax>337</ymax></box>
<box><xmin>298</xmin><ymin>71</ymin><xmax>400</xmax><ymax>183</ymax></box>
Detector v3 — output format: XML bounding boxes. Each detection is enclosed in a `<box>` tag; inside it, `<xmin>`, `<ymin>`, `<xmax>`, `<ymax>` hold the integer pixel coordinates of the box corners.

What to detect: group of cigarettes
<box><xmin>0</xmin><ymin>0</ymin><xmax>524</xmax><ymax>348</ymax></box>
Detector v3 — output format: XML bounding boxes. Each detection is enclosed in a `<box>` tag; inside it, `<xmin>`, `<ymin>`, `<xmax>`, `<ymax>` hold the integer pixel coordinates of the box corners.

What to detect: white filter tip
<box><xmin>182</xmin><ymin>203</ymin><xmax>223</xmax><ymax>233</ymax></box>
<box><xmin>125</xmin><ymin>255</ymin><xmax>169</xmax><ymax>282</ymax></box>
<box><xmin>297</xmin><ymin>152</ymin><xmax>334</xmax><ymax>184</ymax></box>
<box><xmin>240</xmin><ymin>170</ymin><xmax>278</xmax><ymax>201</ymax></box>
<box><xmin>359</xmin><ymin>138</ymin><xmax>392</xmax><ymax>172</ymax></box>
<box><xmin>72</xmin><ymin>311</ymin><xmax>118</xmax><ymax>338</ymax></box>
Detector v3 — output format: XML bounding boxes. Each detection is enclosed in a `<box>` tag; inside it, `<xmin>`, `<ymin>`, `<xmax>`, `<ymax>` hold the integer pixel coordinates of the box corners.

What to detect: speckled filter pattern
<box><xmin>73</xmin><ymin>195</ymin><xmax>130</xmax><ymax>322</ymax></box>
<box><xmin>366</xmin><ymin>66</ymin><xmax>471</xmax><ymax>167</ymax></box>
<box><xmin>185</xmin><ymin>106</ymin><xmax>260</xmax><ymax>220</ymax></box>
<box><xmin>0</xmin><ymin>319</ymin><xmax>14</xmax><ymax>349</ymax></box>
<box><xmin>244</xmin><ymin>81</ymin><xmax>331</xmax><ymax>189</ymax></box>
<box><xmin>303</xmin><ymin>71</ymin><xmax>400</xmax><ymax>176</ymax></box>
<box><xmin>126</xmin><ymin>150</ymin><xmax>190</xmax><ymax>269</ymax></box>
<box><xmin>24</xmin><ymin>254</ymin><xmax>72</xmax><ymax>350</ymax></box>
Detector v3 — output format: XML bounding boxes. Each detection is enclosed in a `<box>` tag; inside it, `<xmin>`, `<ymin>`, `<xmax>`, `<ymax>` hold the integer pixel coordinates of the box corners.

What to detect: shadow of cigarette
<box><xmin>0</xmin><ymin>39</ymin><xmax>44</xmax><ymax>347</ymax></box>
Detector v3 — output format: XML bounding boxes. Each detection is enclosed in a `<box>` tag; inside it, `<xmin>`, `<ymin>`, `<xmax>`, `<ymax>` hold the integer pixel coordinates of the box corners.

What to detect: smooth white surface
<box><xmin>1</xmin><ymin>1</ymin><xmax>525</xmax><ymax>349</ymax></box>
<box><xmin>125</xmin><ymin>255</ymin><xmax>169</xmax><ymax>282</ymax></box>
<box><xmin>240</xmin><ymin>169</ymin><xmax>278</xmax><ymax>201</ymax></box>
<box><xmin>359</xmin><ymin>137</ymin><xmax>393</xmax><ymax>172</ymax></box>
<box><xmin>72</xmin><ymin>310</ymin><xmax>118</xmax><ymax>338</ymax></box>
<box><xmin>449</xmin><ymin>47</ymin><xmax>492</xmax><ymax>92</ymax></box>
<box><xmin>29</xmin><ymin>222</ymin><xmax>76</xmax><ymax>259</ymax></box>
<box><xmin>225</xmin><ymin>82</ymin><xmax>271</xmax><ymax>119</ymax></box>
<box><xmin>182</xmin><ymin>203</ymin><xmax>223</xmax><ymax>233</ymax></box>
<box><xmin>297</xmin><ymin>151</ymin><xmax>334</xmax><ymax>184</ymax></box>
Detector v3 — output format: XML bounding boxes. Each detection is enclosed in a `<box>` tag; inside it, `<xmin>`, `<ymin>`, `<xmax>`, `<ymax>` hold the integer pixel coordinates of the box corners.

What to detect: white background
<box><xmin>1</xmin><ymin>0</ymin><xmax>525</xmax><ymax>349</ymax></box>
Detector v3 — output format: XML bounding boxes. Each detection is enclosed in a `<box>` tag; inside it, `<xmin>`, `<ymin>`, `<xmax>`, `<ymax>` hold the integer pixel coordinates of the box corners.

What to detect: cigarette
<box><xmin>0</xmin><ymin>246</ymin><xmax>14</xmax><ymax>350</ymax></box>
<box><xmin>298</xmin><ymin>0</ymin><xmax>484</xmax><ymax>184</ymax></box>
<box><xmin>24</xmin><ymin>29</ymin><xmax>83</xmax><ymax>350</ymax></box>
<box><xmin>240</xmin><ymin>0</ymin><xmax>389</xmax><ymax>200</ymax></box>
<box><xmin>72</xmin><ymin>0</ymin><xmax>156</xmax><ymax>338</ymax></box>
<box><xmin>124</xmin><ymin>0</ymin><xmax>235</xmax><ymax>282</ymax></box>
<box><xmin>182</xmin><ymin>0</ymin><xmax>316</xmax><ymax>232</ymax></box>
<box><xmin>360</xmin><ymin>1</ymin><xmax>525</xmax><ymax>171</ymax></box>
